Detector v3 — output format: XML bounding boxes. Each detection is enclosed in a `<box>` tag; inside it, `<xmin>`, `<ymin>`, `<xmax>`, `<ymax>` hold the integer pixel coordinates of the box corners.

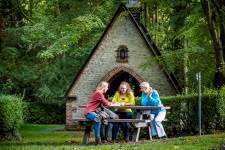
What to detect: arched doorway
<box><xmin>105</xmin><ymin>71</ymin><xmax>141</xmax><ymax>97</ymax></box>
<box><xmin>103</xmin><ymin>67</ymin><xmax>145</xmax><ymax>97</ymax></box>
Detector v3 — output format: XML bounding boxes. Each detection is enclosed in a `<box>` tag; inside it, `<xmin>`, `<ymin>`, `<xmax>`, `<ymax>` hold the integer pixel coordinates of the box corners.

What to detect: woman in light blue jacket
<box><xmin>140</xmin><ymin>82</ymin><xmax>167</xmax><ymax>139</ymax></box>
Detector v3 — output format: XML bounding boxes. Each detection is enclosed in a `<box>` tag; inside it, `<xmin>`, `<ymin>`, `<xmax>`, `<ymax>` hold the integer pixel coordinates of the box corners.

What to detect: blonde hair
<box><xmin>139</xmin><ymin>82</ymin><xmax>150</xmax><ymax>89</ymax></box>
<box><xmin>96</xmin><ymin>81</ymin><xmax>108</xmax><ymax>91</ymax></box>
<box><xmin>118</xmin><ymin>81</ymin><xmax>133</xmax><ymax>96</ymax></box>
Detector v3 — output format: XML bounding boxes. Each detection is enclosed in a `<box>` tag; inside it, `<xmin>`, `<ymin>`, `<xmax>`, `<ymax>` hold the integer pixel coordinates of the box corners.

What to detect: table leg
<box><xmin>148</xmin><ymin>125</ymin><xmax>152</xmax><ymax>140</ymax></box>
<box><xmin>132</xmin><ymin>112</ymin><xmax>143</xmax><ymax>142</ymax></box>
<box><xmin>82</xmin><ymin>125</ymin><xmax>91</xmax><ymax>144</ymax></box>
<box><xmin>135</xmin><ymin>127</ymin><xmax>141</xmax><ymax>142</ymax></box>
<box><xmin>132</xmin><ymin>127</ymin><xmax>139</xmax><ymax>142</ymax></box>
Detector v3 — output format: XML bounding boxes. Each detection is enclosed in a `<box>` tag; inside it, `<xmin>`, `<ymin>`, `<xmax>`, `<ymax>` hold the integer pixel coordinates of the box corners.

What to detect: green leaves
<box><xmin>37</xmin><ymin>15</ymin><xmax>104</xmax><ymax>59</ymax></box>
<box><xmin>73</xmin><ymin>15</ymin><xmax>105</xmax><ymax>32</ymax></box>
<box><xmin>0</xmin><ymin>95</ymin><xmax>23</xmax><ymax>139</ymax></box>
<box><xmin>35</xmin><ymin>84</ymin><xmax>52</xmax><ymax>98</ymax></box>
<box><xmin>15</xmin><ymin>14</ymin><xmax>105</xmax><ymax>60</ymax></box>
<box><xmin>1</xmin><ymin>47</ymin><xmax>19</xmax><ymax>60</ymax></box>
<box><xmin>141</xmin><ymin>0</ymin><xmax>216</xmax><ymax>90</ymax></box>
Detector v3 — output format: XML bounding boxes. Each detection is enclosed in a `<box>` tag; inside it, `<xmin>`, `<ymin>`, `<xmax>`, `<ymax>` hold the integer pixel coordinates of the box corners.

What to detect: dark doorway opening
<box><xmin>105</xmin><ymin>71</ymin><xmax>141</xmax><ymax>97</ymax></box>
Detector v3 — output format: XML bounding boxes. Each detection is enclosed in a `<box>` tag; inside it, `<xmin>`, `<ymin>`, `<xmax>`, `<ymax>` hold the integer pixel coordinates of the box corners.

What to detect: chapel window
<box><xmin>116</xmin><ymin>45</ymin><xmax>129</xmax><ymax>63</ymax></box>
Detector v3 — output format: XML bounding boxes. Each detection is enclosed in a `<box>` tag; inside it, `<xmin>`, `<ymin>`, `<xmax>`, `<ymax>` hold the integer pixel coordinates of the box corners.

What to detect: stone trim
<box><xmin>102</xmin><ymin>66</ymin><xmax>145</xmax><ymax>83</ymax></box>
<box><xmin>66</xmin><ymin>102</ymin><xmax>73</xmax><ymax>128</ymax></box>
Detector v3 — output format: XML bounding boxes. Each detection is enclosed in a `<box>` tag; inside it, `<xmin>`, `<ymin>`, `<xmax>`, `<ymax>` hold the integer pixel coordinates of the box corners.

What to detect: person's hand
<box><xmin>124</xmin><ymin>103</ymin><xmax>132</xmax><ymax>106</ymax></box>
<box><xmin>119</xmin><ymin>102</ymin><xmax>125</xmax><ymax>106</ymax></box>
<box><xmin>150</xmin><ymin>87</ymin><xmax>153</xmax><ymax>93</ymax></box>
<box><xmin>111</xmin><ymin>102</ymin><xmax>120</xmax><ymax>106</ymax></box>
<box><xmin>147</xmin><ymin>87</ymin><xmax>153</xmax><ymax>96</ymax></box>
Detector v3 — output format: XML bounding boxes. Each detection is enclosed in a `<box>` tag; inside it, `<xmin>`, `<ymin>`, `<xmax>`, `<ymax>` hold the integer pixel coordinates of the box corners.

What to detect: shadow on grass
<box><xmin>0</xmin><ymin>140</ymin><xmax>150</xmax><ymax>147</ymax></box>
<box><xmin>0</xmin><ymin>141</ymin><xmax>103</xmax><ymax>147</ymax></box>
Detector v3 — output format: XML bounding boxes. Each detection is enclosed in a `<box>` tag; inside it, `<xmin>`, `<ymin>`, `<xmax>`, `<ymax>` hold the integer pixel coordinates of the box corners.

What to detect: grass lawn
<box><xmin>0</xmin><ymin>124</ymin><xmax>224</xmax><ymax>150</ymax></box>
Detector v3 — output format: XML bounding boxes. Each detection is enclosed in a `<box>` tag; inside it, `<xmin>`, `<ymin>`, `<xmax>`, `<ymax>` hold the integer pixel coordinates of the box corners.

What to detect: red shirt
<box><xmin>84</xmin><ymin>91</ymin><xmax>111</xmax><ymax>115</ymax></box>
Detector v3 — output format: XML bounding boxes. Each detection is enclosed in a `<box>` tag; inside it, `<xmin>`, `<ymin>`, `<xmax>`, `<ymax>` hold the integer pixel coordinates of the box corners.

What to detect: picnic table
<box><xmin>74</xmin><ymin>105</ymin><xmax>171</xmax><ymax>144</ymax></box>
<box><xmin>112</xmin><ymin>105</ymin><xmax>171</xmax><ymax>142</ymax></box>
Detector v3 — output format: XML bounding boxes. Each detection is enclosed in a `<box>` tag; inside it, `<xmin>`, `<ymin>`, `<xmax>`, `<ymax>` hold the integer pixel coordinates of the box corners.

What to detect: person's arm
<box><xmin>141</xmin><ymin>93</ymin><xmax>148</xmax><ymax>106</ymax></box>
<box><xmin>149</xmin><ymin>90</ymin><xmax>160</xmax><ymax>106</ymax></box>
<box><xmin>96</xmin><ymin>92</ymin><xmax>111</xmax><ymax>107</ymax></box>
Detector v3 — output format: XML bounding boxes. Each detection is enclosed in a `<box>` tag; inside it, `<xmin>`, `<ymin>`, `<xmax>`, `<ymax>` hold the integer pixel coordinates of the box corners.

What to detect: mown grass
<box><xmin>0</xmin><ymin>124</ymin><xmax>224</xmax><ymax>150</ymax></box>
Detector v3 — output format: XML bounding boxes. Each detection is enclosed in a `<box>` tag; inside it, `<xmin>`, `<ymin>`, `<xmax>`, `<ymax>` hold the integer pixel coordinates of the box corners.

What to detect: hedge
<box><xmin>161</xmin><ymin>93</ymin><xmax>225</xmax><ymax>136</ymax></box>
<box><xmin>23</xmin><ymin>100</ymin><xmax>65</xmax><ymax>124</ymax></box>
<box><xmin>0</xmin><ymin>95</ymin><xmax>23</xmax><ymax>140</ymax></box>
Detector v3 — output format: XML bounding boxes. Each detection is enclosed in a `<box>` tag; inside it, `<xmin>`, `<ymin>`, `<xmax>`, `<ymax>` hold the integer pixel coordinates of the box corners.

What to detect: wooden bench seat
<box><xmin>73</xmin><ymin>118</ymin><xmax>147</xmax><ymax>123</ymax></box>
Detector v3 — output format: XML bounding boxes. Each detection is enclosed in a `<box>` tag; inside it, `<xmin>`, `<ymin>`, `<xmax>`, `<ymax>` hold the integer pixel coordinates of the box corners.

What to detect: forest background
<box><xmin>1</xmin><ymin>0</ymin><xmax>225</xmax><ymax>100</ymax></box>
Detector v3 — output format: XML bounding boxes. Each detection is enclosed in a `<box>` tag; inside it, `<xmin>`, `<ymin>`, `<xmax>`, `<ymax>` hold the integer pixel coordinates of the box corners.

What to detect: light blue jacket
<box><xmin>141</xmin><ymin>90</ymin><xmax>165</xmax><ymax>114</ymax></box>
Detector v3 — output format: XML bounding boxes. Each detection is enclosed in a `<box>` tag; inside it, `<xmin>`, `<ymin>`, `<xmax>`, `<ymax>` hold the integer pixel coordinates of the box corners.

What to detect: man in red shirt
<box><xmin>84</xmin><ymin>81</ymin><xmax>113</xmax><ymax>144</ymax></box>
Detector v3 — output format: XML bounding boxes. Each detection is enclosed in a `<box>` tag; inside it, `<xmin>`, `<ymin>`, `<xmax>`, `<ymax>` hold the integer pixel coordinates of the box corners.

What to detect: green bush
<box><xmin>161</xmin><ymin>91</ymin><xmax>225</xmax><ymax>136</ymax></box>
<box><xmin>25</xmin><ymin>100</ymin><xmax>65</xmax><ymax>124</ymax></box>
<box><xmin>0</xmin><ymin>95</ymin><xmax>23</xmax><ymax>140</ymax></box>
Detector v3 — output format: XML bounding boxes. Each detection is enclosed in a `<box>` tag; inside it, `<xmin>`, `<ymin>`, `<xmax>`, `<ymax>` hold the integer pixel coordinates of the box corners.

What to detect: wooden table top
<box><xmin>79</xmin><ymin>105</ymin><xmax>171</xmax><ymax>110</ymax></box>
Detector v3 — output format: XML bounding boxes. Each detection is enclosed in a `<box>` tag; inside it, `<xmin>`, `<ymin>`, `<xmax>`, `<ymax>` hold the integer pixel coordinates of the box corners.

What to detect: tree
<box><xmin>0</xmin><ymin>0</ymin><xmax>119</xmax><ymax>99</ymax></box>
<box><xmin>201</xmin><ymin>0</ymin><xmax>225</xmax><ymax>88</ymax></box>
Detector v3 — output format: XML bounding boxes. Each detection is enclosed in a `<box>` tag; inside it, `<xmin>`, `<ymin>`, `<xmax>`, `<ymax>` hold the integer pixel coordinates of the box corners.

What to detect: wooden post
<box><xmin>82</xmin><ymin>125</ymin><xmax>91</xmax><ymax>144</ymax></box>
<box><xmin>196</xmin><ymin>72</ymin><xmax>202</xmax><ymax>136</ymax></box>
<box><xmin>132</xmin><ymin>112</ymin><xmax>143</xmax><ymax>142</ymax></box>
<box><xmin>147</xmin><ymin>120</ymin><xmax>152</xmax><ymax>140</ymax></box>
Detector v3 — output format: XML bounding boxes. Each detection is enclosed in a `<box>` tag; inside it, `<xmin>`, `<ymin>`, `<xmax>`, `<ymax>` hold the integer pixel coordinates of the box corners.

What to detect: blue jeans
<box><xmin>112</xmin><ymin>112</ymin><xmax>132</xmax><ymax>141</ymax></box>
<box><xmin>86</xmin><ymin>112</ymin><xmax>101</xmax><ymax>139</ymax></box>
<box><xmin>101</xmin><ymin>123</ymin><xmax>113</xmax><ymax>140</ymax></box>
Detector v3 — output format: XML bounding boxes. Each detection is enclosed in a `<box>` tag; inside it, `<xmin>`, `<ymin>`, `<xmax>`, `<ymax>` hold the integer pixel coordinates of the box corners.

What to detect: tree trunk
<box><xmin>143</xmin><ymin>2</ymin><xmax>147</xmax><ymax>27</ymax></box>
<box><xmin>201</xmin><ymin>0</ymin><xmax>225</xmax><ymax>88</ymax></box>
<box><xmin>29</xmin><ymin>0</ymin><xmax>33</xmax><ymax>17</ymax></box>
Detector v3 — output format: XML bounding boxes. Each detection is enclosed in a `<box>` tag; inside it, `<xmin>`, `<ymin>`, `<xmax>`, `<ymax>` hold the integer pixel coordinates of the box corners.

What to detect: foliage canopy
<box><xmin>0</xmin><ymin>0</ymin><xmax>223</xmax><ymax>99</ymax></box>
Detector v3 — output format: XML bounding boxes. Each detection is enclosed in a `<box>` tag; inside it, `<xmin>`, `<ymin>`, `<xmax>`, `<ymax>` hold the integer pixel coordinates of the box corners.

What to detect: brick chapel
<box><xmin>65</xmin><ymin>3</ymin><xmax>181</xmax><ymax>130</ymax></box>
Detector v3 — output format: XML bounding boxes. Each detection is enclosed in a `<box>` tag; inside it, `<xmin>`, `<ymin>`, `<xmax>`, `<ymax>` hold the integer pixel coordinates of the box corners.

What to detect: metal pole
<box><xmin>196</xmin><ymin>72</ymin><xmax>202</xmax><ymax>135</ymax></box>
